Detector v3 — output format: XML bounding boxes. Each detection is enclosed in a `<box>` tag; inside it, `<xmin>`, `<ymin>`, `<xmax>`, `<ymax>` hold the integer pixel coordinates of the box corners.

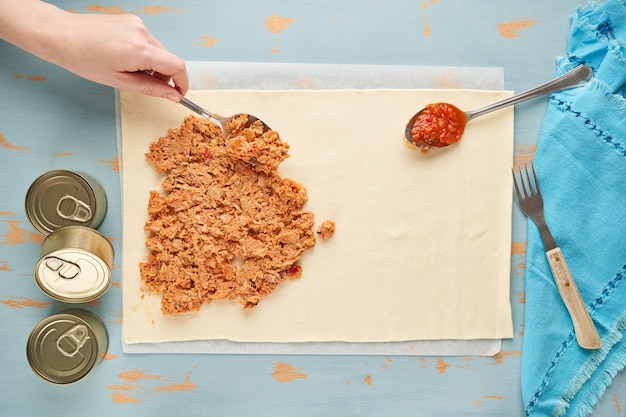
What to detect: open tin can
<box><xmin>25</xmin><ymin>170</ymin><xmax>107</xmax><ymax>235</ymax></box>
<box><xmin>35</xmin><ymin>226</ymin><xmax>114</xmax><ymax>303</ymax></box>
<box><xmin>26</xmin><ymin>309</ymin><xmax>109</xmax><ymax>384</ymax></box>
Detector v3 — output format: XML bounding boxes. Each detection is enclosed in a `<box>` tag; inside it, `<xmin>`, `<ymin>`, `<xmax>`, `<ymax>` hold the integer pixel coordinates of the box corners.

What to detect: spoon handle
<box><xmin>465</xmin><ymin>64</ymin><xmax>593</xmax><ymax>122</ymax></box>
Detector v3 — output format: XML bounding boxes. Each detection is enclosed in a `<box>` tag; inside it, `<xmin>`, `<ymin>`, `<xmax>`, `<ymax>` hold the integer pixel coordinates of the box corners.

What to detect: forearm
<box><xmin>0</xmin><ymin>0</ymin><xmax>68</xmax><ymax>62</ymax></box>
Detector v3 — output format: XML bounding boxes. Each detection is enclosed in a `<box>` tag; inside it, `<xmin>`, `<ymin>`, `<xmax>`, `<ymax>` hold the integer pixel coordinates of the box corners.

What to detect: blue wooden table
<box><xmin>1</xmin><ymin>1</ymin><xmax>624</xmax><ymax>416</ymax></box>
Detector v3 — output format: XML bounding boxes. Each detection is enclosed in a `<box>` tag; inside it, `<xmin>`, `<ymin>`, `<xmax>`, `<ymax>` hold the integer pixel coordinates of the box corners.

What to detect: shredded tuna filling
<box><xmin>140</xmin><ymin>115</ymin><xmax>316</xmax><ymax>313</ymax></box>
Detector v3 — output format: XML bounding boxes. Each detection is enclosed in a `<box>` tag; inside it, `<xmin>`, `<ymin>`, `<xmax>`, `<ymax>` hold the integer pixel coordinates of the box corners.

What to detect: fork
<box><xmin>179</xmin><ymin>96</ymin><xmax>271</xmax><ymax>138</ymax></box>
<box><xmin>512</xmin><ymin>162</ymin><xmax>602</xmax><ymax>349</ymax></box>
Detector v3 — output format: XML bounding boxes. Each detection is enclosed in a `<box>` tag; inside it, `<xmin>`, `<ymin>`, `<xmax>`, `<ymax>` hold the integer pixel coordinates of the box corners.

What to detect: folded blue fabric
<box><xmin>522</xmin><ymin>1</ymin><xmax>626</xmax><ymax>416</ymax></box>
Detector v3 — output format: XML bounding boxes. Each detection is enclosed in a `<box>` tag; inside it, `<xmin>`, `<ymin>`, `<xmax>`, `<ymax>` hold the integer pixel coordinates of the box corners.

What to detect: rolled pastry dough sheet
<box><xmin>121</xmin><ymin>87</ymin><xmax>514</xmax><ymax>349</ymax></box>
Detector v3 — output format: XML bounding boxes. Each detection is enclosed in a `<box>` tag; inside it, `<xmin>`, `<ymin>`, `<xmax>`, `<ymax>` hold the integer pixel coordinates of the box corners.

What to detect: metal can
<box><xmin>35</xmin><ymin>226</ymin><xmax>114</xmax><ymax>303</ymax></box>
<box><xmin>26</xmin><ymin>309</ymin><xmax>109</xmax><ymax>384</ymax></box>
<box><xmin>25</xmin><ymin>170</ymin><xmax>107</xmax><ymax>235</ymax></box>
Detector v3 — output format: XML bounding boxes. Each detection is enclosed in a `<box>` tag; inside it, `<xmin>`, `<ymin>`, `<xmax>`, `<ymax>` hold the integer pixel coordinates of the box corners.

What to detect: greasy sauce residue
<box><xmin>421</xmin><ymin>0</ymin><xmax>443</xmax><ymax>36</ymax></box>
<box><xmin>516</xmin><ymin>291</ymin><xmax>526</xmax><ymax>304</ymax></box>
<box><xmin>265</xmin><ymin>15</ymin><xmax>294</xmax><ymax>33</ymax></box>
<box><xmin>294</xmin><ymin>76</ymin><xmax>321</xmax><ymax>89</ymax></box>
<box><xmin>26</xmin><ymin>75</ymin><xmax>46</xmax><ymax>81</ymax></box>
<box><xmin>196</xmin><ymin>36</ymin><xmax>220</xmax><ymax>47</ymax></box>
<box><xmin>0</xmin><ymin>297</ymin><xmax>53</xmax><ymax>308</ymax></box>
<box><xmin>271</xmin><ymin>362</ymin><xmax>307</xmax><ymax>382</ymax></box>
<box><xmin>497</xmin><ymin>18</ymin><xmax>540</xmax><ymax>39</ymax></box>
<box><xmin>0</xmin><ymin>133</ymin><xmax>30</xmax><ymax>152</ymax></box>
<box><xmin>2</xmin><ymin>221</ymin><xmax>44</xmax><ymax>245</ymax></box>
<box><xmin>0</xmin><ymin>261</ymin><xmax>10</xmax><ymax>272</ymax></box>
<box><xmin>431</xmin><ymin>72</ymin><xmax>462</xmax><ymax>89</ymax></box>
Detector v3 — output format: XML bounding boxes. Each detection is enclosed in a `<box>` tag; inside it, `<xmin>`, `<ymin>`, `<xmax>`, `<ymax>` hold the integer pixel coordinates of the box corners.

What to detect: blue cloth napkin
<box><xmin>522</xmin><ymin>1</ymin><xmax>626</xmax><ymax>416</ymax></box>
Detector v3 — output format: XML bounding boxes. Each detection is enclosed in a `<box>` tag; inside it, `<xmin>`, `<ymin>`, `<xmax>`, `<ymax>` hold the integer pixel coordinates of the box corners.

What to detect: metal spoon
<box><xmin>405</xmin><ymin>64</ymin><xmax>593</xmax><ymax>151</ymax></box>
<box><xmin>179</xmin><ymin>96</ymin><xmax>271</xmax><ymax>138</ymax></box>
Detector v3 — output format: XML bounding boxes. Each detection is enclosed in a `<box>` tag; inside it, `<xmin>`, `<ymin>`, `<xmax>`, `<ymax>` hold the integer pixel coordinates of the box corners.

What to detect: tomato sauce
<box><xmin>409</xmin><ymin>102</ymin><xmax>467</xmax><ymax>148</ymax></box>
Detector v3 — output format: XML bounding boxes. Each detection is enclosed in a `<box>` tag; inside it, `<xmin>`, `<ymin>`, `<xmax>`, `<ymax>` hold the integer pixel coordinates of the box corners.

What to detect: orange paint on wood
<box><xmin>138</xmin><ymin>6</ymin><xmax>174</xmax><ymax>14</ymax></box>
<box><xmin>112</xmin><ymin>393</ymin><xmax>140</xmax><ymax>403</ymax></box>
<box><xmin>265</xmin><ymin>16</ymin><xmax>294</xmax><ymax>34</ymax></box>
<box><xmin>420</xmin><ymin>0</ymin><xmax>443</xmax><ymax>36</ymax></box>
<box><xmin>2</xmin><ymin>221</ymin><xmax>43</xmax><ymax>245</ymax></box>
<box><xmin>511</xmin><ymin>242</ymin><xmax>527</xmax><ymax>256</ymax></box>
<box><xmin>364</xmin><ymin>374</ymin><xmax>373</xmax><ymax>385</ymax></box>
<box><xmin>196</xmin><ymin>36</ymin><xmax>220</xmax><ymax>47</ymax></box>
<box><xmin>99</xmin><ymin>156</ymin><xmax>120</xmax><ymax>171</ymax></box>
<box><xmin>436</xmin><ymin>358</ymin><xmax>451</xmax><ymax>374</ymax></box>
<box><xmin>0</xmin><ymin>297</ymin><xmax>53</xmax><ymax>308</ymax></box>
<box><xmin>498</xmin><ymin>18</ymin><xmax>540</xmax><ymax>39</ymax></box>
<box><xmin>118</xmin><ymin>369</ymin><xmax>163</xmax><ymax>382</ymax></box>
<box><xmin>87</xmin><ymin>5</ymin><xmax>128</xmax><ymax>14</ymax></box>
<box><xmin>0</xmin><ymin>133</ymin><xmax>30</xmax><ymax>152</ymax></box>
<box><xmin>492</xmin><ymin>350</ymin><xmax>521</xmax><ymax>365</ymax></box>
<box><xmin>109</xmin><ymin>383</ymin><xmax>133</xmax><ymax>391</ymax></box>
<box><xmin>382</xmin><ymin>356</ymin><xmax>393</xmax><ymax>370</ymax></box>
<box><xmin>271</xmin><ymin>362</ymin><xmax>307</xmax><ymax>382</ymax></box>
<box><xmin>154</xmin><ymin>373</ymin><xmax>195</xmax><ymax>392</ymax></box>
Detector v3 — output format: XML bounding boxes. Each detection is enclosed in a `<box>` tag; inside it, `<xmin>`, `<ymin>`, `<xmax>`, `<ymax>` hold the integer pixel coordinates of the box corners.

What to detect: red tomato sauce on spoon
<box><xmin>409</xmin><ymin>102</ymin><xmax>468</xmax><ymax>149</ymax></box>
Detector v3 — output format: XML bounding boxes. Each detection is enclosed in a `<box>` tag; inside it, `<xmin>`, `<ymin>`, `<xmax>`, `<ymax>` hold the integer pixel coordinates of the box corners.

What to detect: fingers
<box><xmin>117</xmin><ymin>71</ymin><xmax>183</xmax><ymax>102</ymax></box>
<box><xmin>136</xmin><ymin>44</ymin><xmax>189</xmax><ymax>96</ymax></box>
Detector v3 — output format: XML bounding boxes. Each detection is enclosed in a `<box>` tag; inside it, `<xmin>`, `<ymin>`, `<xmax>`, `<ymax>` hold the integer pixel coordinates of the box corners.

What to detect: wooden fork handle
<box><xmin>546</xmin><ymin>247</ymin><xmax>602</xmax><ymax>349</ymax></box>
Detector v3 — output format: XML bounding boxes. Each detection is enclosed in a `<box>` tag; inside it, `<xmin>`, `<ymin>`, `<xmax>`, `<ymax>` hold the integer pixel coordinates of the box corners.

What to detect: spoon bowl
<box><xmin>405</xmin><ymin>64</ymin><xmax>593</xmax><ymax>151</ymax></box>
<box><xmin>179</xmin><ymin>96</ymin><xmax>271</xmax><ymax>138</ymax></box>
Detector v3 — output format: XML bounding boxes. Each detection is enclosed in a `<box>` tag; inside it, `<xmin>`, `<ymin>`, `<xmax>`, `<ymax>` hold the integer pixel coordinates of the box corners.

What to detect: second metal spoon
<box><xmin>405</xmin><ymin>64</ymin><xmax>593</xmax><ymax>150</ymax></box>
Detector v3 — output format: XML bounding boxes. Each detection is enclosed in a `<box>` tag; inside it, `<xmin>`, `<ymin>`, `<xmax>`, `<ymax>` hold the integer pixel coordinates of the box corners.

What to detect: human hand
<box><xmin>0</xmin><ymin>2</ymin><xmax>188</xmax><ymax>102</ymax></box>
<box><xmin>51</xmin><ymin>12</ymin><xmax>189</xmax><ymax>101</ymax></box>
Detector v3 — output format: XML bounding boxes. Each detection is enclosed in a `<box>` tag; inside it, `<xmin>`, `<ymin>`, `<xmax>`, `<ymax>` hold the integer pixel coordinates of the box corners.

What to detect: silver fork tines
<box><xmin>512</xmin><ymin>163</ymin><xmax>556</xmax><ymax>250</ymax></box>
<box><xmin>512</xmin><ymin>162</ymin><xmax>601</xmax><ymax>349</ymax></box>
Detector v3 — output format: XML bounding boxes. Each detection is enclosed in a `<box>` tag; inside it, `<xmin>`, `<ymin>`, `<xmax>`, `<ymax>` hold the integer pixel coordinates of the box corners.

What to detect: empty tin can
<box><xmin>25</xmin><ymin>170</ymin><xmax>107</xmax><ymax>235</ymax></box>
<box><xmin>26</xmin><ymin>309</ymin><xmax>109</xmax><ymax>384</ymax></box>
<box><xmin>35</xmin><ymin>226</ymin><xmax>114</xmax><ymax>303</ymax></box>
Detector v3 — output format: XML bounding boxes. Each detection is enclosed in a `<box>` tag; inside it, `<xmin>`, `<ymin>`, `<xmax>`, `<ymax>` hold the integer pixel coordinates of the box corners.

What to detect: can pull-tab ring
<box><xmin>56</xmin><ymin>324</ymin><xmax>90</xmax><ymax>358</ymax></box>
<box><xmin>57</xmin><ymin>195</ymin><xmax>93</xmax><ymax>222</ymax></box>
<box><xmin>44</xmin><ymin>256</ymin><xmax>81</xmax><ymax>280</ymax></box>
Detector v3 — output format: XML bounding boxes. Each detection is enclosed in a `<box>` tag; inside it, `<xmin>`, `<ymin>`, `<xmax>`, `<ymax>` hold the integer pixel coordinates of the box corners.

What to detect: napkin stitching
<box><xmin>549</xmin><ymin>95</ymin><xmax>626</xmax><ymax>157</ymax></box>
<box><xmin>525</xmin><ymin>264</ymin><xmax>626</xmax><ymax>416</ymax></box>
